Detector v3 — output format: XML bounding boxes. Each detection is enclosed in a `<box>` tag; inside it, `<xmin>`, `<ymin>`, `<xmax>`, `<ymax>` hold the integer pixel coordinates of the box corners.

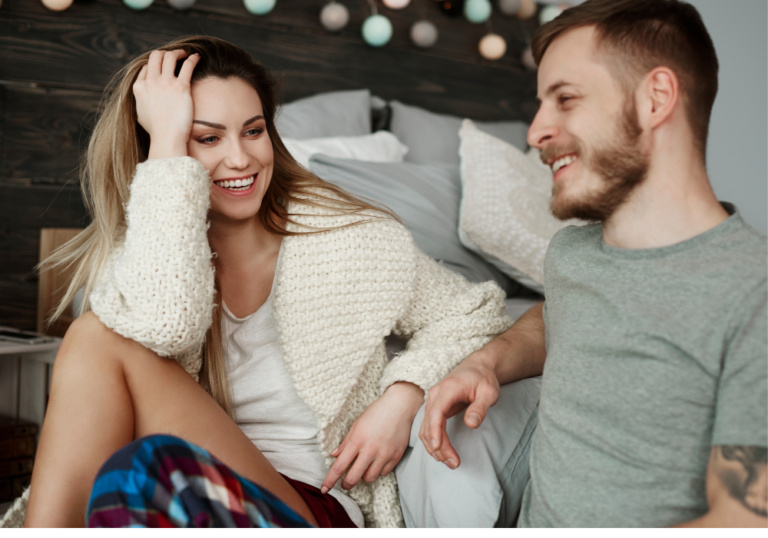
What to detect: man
<box><xmin>419</xmin><ymin>0</ymin><xmax>767</xmax><ymax>527</ymax></box>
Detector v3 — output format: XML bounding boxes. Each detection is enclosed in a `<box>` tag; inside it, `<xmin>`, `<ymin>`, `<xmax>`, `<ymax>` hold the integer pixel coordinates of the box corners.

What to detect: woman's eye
<box><xmin>199</xmin><ymin>136</ymin><xmax>218</xmax><ymax>144</ymax></box>
<box><xmin>246</xmin><ymin>128</ymin><xmax>263</xmax><ymax>136</ymax></box>
<box><xmin>558</xmin><ymin>95</ymin><xmax>573</xmax><ymax>105</ymax></box>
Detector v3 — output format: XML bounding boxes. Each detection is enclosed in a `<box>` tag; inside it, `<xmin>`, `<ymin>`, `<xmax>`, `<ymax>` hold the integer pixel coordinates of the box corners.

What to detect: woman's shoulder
<box><xmin>285</xmin><ymin>189</ymin><xmax>412</xmax><ymax>243</ymax></box>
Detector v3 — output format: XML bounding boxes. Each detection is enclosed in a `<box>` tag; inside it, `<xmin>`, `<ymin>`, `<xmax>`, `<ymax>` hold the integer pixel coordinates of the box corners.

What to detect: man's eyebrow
<box><xmin>536</xmin><ymin>81</ymin><xmax>577</xmax><ymax>103</ymax></box>
<box><xmin>192</xmin><ymin>115</ymin><xmax>264</xmax><ymax>130</ymax></box>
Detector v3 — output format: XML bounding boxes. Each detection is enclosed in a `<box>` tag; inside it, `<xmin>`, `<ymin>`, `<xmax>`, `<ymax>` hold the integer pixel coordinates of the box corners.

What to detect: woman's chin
<box><xmin>208</xmin><ymin>204</ymin><xmax>263</xmax><ymax>226</ymax></box>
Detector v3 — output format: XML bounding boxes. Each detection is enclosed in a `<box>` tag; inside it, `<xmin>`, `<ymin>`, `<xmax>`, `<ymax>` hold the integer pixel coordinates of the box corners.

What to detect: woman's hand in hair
<box><xmin>320</xmin><ymin>381</ymin><xmax>424</xmax><ymax>494</ymax></box>
<box><xmin>133</xmin><ymin>49</ymin><xmax>201</xmax><ymax>160</ymax></box>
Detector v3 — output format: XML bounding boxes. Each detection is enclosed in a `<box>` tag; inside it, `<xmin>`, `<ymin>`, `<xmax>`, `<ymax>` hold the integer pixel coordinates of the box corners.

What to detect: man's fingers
<box><xmin>433</xmin><ymin>433</ymin><xmax>460</xmax><ymax>469</ymax></box>
<box><xmin>321</xmin><ymin>445</ymin><xmax>358</xmax><ymax>494</ymax></box>
<box><xmin>425</xmin><ymin>406</ymin><xmax>448</xmax><ymax>453</ymax></box>
<box><xmin>177</xmin><ymin>53</ymin><xmax>200</xmax><ymax>83</ymax></box>
<box><xmin>464</xmin><ymin>383</ymin><xmax>499</xmax><ymax>429</ymax></box>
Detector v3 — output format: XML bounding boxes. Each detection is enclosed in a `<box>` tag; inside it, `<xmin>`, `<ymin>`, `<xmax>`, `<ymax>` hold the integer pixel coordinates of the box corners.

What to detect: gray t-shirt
<box><xmin>519</xmin><ymin>205</ymin><xmax>768</xmax><ymax>527</ymax></box>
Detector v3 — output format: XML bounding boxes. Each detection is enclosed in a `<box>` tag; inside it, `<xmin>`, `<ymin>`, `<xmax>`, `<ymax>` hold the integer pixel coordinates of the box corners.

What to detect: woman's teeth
<box><xmin>551</xmin><ymin>155</ymin><xmax>576</xmax><ymax>174</ymax></box>
<box><xmin>215</xmin><ymin>175</ymin><xmax>255</xmax><ymax>191</ymax></box>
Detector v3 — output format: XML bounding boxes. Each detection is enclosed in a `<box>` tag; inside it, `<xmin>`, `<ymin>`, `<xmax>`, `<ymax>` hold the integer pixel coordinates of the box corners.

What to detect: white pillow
<box><xmin>282</xmin><ymin>131</ymin><xmax>409</xmax><ymax>170</ymax></box>
<box><xmin>458</xmin><ymin>119</ymin><xmax>584</xmax><ymax>294</ymax></box>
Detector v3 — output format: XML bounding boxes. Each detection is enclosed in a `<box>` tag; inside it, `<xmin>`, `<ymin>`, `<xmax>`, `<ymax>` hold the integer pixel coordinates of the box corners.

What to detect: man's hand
<box><xmin>418</xmin><ymin>353</ymin><xmax>500</xmax><ymax>469</ymax></box>
<box><xmin>321</xmin><ymin>382</ymin><xmax>423</xmax><ymax>494</ymax></box>
<box><xmin>419</xmin><ymin>302</ymin><xmax>546</xmax><ymax>469</ymax></box>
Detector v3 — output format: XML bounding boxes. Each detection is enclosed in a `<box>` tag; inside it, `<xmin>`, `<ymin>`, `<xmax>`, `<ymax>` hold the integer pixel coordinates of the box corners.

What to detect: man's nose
<box><xmin>527</xmin><ymin>108</ymin><xmax>560</xmax><ymax>149</ymax></box>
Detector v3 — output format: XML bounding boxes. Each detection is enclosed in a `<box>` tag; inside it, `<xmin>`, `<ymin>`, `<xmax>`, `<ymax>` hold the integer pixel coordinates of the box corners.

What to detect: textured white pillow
<box><xmin>283</xmin><ymin>131</ymin><xmax>409</xmax><ymax>170</ymax></box>
<box><xmin>458</xmin><ymin>120</ymin><xmax>583</xmax><ymax>294</ymax></box>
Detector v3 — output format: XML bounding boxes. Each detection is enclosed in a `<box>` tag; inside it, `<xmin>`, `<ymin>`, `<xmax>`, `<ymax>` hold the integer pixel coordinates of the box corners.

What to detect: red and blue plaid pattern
<box><xmin>86</xmin><ymin>434</ymin><xmax>312</xmax><ymax>528</ymax></box>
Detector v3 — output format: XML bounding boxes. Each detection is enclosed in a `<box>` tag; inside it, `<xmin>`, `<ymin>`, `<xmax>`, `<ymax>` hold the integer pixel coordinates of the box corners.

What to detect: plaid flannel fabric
<box><xmin>86</xmin><ymin>434</ymin><xmax>311</xmax><ymax>528</ymax></box>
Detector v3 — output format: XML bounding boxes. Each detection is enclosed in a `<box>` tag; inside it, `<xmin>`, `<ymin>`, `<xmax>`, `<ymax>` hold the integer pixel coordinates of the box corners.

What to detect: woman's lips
<box><xmin>213</xmin><ymin>173</ymin><xmax>258</xmax><ymax>197</ymax></box>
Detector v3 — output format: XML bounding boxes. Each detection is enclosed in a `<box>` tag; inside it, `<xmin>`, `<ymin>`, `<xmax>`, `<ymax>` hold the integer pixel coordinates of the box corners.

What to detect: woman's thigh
<box><xmin>26</xmin><ymin>312</ymin><xmax>315</xmax><ymax>527</ymax></box>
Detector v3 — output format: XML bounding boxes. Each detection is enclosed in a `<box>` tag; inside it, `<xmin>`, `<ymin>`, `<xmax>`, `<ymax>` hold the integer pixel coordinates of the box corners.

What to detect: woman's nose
<box><xmin>225</xmin><ymin>140</ymin><xmax>251</xmax><ymax>169</ymax></box>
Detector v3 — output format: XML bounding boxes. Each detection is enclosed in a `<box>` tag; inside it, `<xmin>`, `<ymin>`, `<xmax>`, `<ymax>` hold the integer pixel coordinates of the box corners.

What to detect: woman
<box><xmin>16</xmin><ymin>36</ymin><xmax>511</xmax><ymax>528</ymax></box>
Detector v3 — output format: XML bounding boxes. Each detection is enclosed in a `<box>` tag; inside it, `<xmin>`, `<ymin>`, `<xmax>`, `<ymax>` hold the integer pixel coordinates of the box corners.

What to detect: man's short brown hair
<box><xmin>532</xmin><ymin>0</ymin><xmax>718</xmax><ymax>160</ymax></box>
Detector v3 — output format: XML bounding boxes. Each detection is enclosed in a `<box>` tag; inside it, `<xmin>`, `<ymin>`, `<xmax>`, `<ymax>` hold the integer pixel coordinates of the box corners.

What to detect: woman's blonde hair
<box><xmin>41</xmin><ymin>36</ymin><xmax>398</xmax><ymax>417</ymax></box>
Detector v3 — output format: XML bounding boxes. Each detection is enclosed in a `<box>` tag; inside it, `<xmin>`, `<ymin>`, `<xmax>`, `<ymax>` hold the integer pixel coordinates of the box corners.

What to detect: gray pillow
<box><xmin>308</xmin><ymin>154</ymin><xmax>517</xmax><ymax>295</ymax></box>
<box><xmin>389</xmin><ymin>100</ymin><xmax>529</xmax><ymax>166</ymax></box>
<box><xmin>275</xmin><ymin>89</ymin><xmax>372</xmax><ymax>140</ymax></box>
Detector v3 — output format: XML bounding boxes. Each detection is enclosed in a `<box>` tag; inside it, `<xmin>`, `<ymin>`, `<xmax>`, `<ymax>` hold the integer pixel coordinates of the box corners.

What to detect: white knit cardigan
<box><xmin>2</xmin><ymin>157</ymin><xmax>512</xmax><ymax>528</ymax></box>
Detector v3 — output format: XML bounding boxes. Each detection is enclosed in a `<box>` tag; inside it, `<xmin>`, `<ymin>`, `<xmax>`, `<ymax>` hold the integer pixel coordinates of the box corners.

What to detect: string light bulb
<box><xmin>411</xmin><ymin>20</ymin><xmax>439</xmax><ymax>48</ymax></box>
<box><xmin>320</xmin><ymin>1</ymin><xmax>350</xmax><ymax>32</ymax></box>
<box><xmin>464</xmin><ymin>0</ymin><xmax>491</xmax><ymax>24</ymax></box>
<box><xmin>539</xmin><ymin>4</ymin><xmax>563</xmax><ymax>25</ymax></box>
<box><xmin>362</xmin><ymin>14</ymin><xmax>393</xmax><ymax>47</ymax></box>
<box><xmin>498</xmin><ymin>0</ymin><xmax>520</xmax><ymax>17</ymax></box>
<box><xmin>244</xmin><ymin>0</ymin><xmax>276</xmax><ymax>16</ymax></box>
<box><xmin>382</xmin><ymin>0</ymin><xmax>410</xmax><ymax>8</ymax></box>
<box><xmin>516</xmin><ymin>0</ymin><xmax>536</xmax><ymax>19</ymax></box>
<box><xmin>479</xmin><ymin>33</ymin><xmax>506</xmax><ymax>60</ymax></box>
<box><xmin>41</xmin><ymin>0</ymin><xmax>73</xmax><ymax>10</ymax></box>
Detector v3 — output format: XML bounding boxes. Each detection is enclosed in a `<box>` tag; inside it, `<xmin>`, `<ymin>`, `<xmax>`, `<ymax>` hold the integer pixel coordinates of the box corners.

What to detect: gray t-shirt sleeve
<box><xmin>712</xmin><ymin>280</ymin><xmax>768</xmax><ymax>448</ymax></box>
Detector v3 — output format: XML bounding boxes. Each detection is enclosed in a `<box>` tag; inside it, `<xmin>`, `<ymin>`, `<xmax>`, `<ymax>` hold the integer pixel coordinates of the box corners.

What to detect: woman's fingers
<box><xmin>162</xmin><ymin>49</ymin><xmax>187</xmax><ymax>78</ymax></box>
<box><xmin>340</xmin><ymin>452</ymin><xmax>375</xmax><ymax>490</ymax></box>
<box><xmin>380</xmin><ymin>459</ymin><xmax>398</xmax><ymax>477</ymax></box>
<box><xmin>136</xmin><ymin>65</ymin><xmax>148</xmax><ymax>83</ymax></box>
<box><xmin>177</xmin><ymin>53</ymin><xmax>200</xmax><ymax>84</ymax></box>
<box><xmin>363</xmin><ymin>458</ymin><xmax>387</xmax><ymax>483</ymax></box>
<box><xmin>321</xmin><ymin>443</ymin><xmax>358</xmax><ymax>494</ymax></box>
<box><xmin>146</xmin><ymin>50</ymin><xmax>164</xmax><ymax>78</ymax></box>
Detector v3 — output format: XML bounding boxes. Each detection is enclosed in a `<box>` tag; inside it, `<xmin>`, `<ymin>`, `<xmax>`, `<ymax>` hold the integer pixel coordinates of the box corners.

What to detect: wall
<box><xmin>687</xmin><ymin>0</ymin><xmax>767</xmax><ymax>234</ymax></box>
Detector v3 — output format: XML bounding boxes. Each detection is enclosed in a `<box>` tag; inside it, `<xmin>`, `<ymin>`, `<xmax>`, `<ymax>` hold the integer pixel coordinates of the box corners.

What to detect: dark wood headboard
<box><xmin>0</xmin><ymin>0</ymin><xmax>543</xmax><ymax>329</ymax></box>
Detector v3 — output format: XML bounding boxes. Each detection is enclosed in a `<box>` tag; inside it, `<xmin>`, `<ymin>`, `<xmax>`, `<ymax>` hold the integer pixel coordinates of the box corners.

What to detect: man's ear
<box><xmin>638</xmin><ymin>66</ymin><xmax>679</xmax><ymax>130</ymax></box>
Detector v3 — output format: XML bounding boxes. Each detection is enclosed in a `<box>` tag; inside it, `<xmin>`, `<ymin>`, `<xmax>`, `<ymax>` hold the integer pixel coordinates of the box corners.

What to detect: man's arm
<box><xmin>677</xmin><ymin>445</ymin><xmax>767</xmax><ymax>527</ymax></box>
<box><xmin>418</xmin><ymin>302</ymin><xmax>546</xmax><ymax>468</ymax></box>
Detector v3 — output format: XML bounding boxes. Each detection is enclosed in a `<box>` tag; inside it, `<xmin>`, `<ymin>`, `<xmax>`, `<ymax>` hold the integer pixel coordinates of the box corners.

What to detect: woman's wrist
<box><xmin>384</xmin><ymin>381</ymin><xmax>425</xmax><ymax>418</ymax></box>
<box><xmin>147</xmin><ymin>138</ymin><xmax>189</xmax><ymax>160</ymax></box>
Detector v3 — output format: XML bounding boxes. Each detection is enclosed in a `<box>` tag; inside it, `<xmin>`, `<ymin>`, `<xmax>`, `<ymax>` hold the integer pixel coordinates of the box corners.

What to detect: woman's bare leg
<box><xmin>25</xmin><ymin>312</ymin><xmax>317</xmax><ymax>527</ymax></box>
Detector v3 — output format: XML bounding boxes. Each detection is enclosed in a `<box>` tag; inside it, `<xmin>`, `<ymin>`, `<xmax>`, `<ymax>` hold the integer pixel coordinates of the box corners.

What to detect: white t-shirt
<box><xmin>222</xmin><ymin>246</ymin><xmax>364</xmax><ymax>527</ymax></box>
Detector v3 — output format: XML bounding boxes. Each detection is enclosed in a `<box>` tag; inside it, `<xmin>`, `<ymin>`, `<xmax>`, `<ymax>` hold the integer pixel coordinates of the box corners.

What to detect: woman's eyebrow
<box><xmin>192</xmin><ymin>115</ymin><xmax>263</xmax><ymax>130</ymax></box>
<box><xmin>242</xmin><ymin>115</ymin><xmax>264</xmax><ymax>127</ymax></box>
<box><xmin>193</xmin><ymin>120</ymin><xmax>225</xmax><ymax>129</ymax></box>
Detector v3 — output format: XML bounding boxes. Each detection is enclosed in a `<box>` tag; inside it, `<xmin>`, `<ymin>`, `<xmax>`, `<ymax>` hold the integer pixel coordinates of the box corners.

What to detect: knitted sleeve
<box><xmin>379</xmin><ymin>247</ymin><xmax>513</xmax><ymax>396</ymax></box>
<box><xmin>89</xmin><ymin>157</ymin><xmax>215</xmax><ymax>366</ymax></box>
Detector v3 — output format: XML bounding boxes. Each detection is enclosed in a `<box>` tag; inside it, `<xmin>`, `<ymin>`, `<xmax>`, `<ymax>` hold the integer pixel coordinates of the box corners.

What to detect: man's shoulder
<box><xmin>549</xmin><ymin>223</ymin><xmax>602</xmax><ymax>251</ymax></box>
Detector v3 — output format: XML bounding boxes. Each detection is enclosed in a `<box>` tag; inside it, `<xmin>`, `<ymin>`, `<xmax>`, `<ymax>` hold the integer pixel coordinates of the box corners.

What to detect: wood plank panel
<box><xmin>37</xmin><ymin>228</ymin><xmax>83</xmax><ymax>336</ymax></box>
<box><xmin>0</xmin><ymin>184</ymin><xmax>89</xmax><ymax>277</ymax></box>
<box><xmin>0</xmin><ymin>0</ymin><xmax>539</xmax><ymax>121</ymax></box>
<box><xmin>0</xmin><ymin>280</ymin><xmax>37</xmax><ymax>330</ymax></box>
<box><xmin>0</xmin><ymin>83</ymin><xmax>100</xmax><ymax>185</ymax></box>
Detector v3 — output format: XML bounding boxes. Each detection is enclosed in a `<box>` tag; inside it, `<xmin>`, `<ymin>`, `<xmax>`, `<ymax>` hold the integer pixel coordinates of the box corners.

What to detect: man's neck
<box><xmin>602</xmin><ymin>149</ymin><xmax>730</xmax><ymax>250</ymax></box>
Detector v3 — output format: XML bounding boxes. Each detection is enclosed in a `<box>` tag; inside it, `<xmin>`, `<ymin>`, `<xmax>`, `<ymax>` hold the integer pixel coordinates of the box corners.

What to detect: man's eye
<box><xmin>558</xmin><ymin>95</ymin><xmax>573</xmax><ymax>105</ymax></box>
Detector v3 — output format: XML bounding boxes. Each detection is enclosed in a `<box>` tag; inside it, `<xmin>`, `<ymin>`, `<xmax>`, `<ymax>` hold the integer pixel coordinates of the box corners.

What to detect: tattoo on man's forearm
<box><xmin>717</xmin><ymin>445</ymin><xmax>767</xmax><ymax>518</ymax></box>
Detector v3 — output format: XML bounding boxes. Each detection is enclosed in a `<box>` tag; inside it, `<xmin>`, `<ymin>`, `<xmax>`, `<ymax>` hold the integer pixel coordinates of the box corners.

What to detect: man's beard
<box><xmin>543</xmin><ymin>98</ymin><xmax>649</xmax><ymax>222</ymax></box>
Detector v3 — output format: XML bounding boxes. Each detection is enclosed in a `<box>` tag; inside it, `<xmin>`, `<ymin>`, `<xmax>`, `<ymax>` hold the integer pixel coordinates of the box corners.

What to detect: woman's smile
<box><xmin>213</xmin><ymin>173</ymin><xmax>258</xmax><ymax>196</ymax></box>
